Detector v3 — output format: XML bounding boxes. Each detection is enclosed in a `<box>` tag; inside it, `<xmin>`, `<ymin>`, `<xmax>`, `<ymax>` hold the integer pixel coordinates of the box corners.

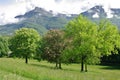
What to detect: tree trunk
<box><xmin>25</xmin><ymin>55</ymin><xmax>28</xmax><ymax>64</ymax></box>
<box><xmin>81</xmin><ymin>57</ymin><xmax>84</xmax><ymax>72</ymax></box>
<box><xmin>59</xmin><ymin>61</ymin><xmax>62</xmax><ymax>69</ymax></box>
<box><xmin>85</xmin><ymin>63</ymin><xmax>87</xmax><ymax>72</ymax></box>
<box><xmin>55</xmin><ymin>58</ymin><xmax>59</xmax><ymax>69</ymax></box>
<box><xmin>55</xmin><ymin>62</ymin><xmax>58</xmax><ymax>68</ymax></box>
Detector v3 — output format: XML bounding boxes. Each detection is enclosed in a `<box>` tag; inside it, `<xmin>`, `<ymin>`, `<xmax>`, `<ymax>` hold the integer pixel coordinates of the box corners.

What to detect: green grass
<box><xmin>0</xmin><ymin>58</ymin><xmax>120</xmax><ymax>80</ymax></box>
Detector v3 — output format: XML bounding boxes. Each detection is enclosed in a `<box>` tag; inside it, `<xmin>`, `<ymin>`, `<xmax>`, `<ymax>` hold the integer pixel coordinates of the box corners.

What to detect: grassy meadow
<box><xmin>0</xmin><ymin>58</ymin><xmax>120</xmax><ymax>80</ymax></box>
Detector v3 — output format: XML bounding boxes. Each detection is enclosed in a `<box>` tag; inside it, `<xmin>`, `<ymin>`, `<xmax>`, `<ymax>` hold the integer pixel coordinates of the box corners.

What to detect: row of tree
<box><xmin>0</xmin><ymin>15</ymin><xmax>120</xmax><ymax>72</ymax></box>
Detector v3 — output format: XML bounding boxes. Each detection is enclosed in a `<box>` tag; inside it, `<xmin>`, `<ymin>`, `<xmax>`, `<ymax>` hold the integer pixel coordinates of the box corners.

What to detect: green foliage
<box><xmin>65</xmin><ymin>15</ymin><xmax>99</xmax><ymax>63</ymax></box>
<box><xmin>97</xmin><ymin>20</ymin><xmax>120</xmax><ymax>55</ymax></box>
<box><xmin>64</xmin><ymin>15</ymin><xmax>120</xmax><ymax>71</ymax></box>
<box><xmin>9</xmin><ymin>28</ymin><xmax>40</xmax><ymax>63</ymax></box>
<box><xmin>0</xmin><ymin>36</ymin><xmax>9</xmax><ymax>57</ymax></box>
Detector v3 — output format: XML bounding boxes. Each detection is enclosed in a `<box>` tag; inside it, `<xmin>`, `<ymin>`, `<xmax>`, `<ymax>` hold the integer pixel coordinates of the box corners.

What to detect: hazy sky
<box><xmin>0</xmin><ymin>0</ymin><xmax>120</xmax><ymax>25</ymax></box>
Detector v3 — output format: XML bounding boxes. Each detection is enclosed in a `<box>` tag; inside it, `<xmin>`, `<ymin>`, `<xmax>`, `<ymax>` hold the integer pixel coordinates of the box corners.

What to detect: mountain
<box><xmin>81</xmin><ymin>5</ymin><xmax>120</xmax><ymax>28</ymax></box>
<box><xmin>0</xmin><ymin>7</ymin><xmax>77</xmax><ymax>35</ymax></box>
<box><xmin>81</xmin><ymin>5</ymin><xmax>120</xmax><ymax>19</ymax></box>
<box><xmin>81</xmin><ymin>5</ymin><xmax>107</xmax><ymax>18</ymax></box>
<box><xmin>1</xmin><ymin>5</ymin><xmax>120</xmax><ymax>35</ymax></box>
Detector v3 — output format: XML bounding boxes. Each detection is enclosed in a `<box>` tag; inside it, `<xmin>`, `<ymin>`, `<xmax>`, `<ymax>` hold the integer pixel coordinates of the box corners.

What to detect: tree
<box><xmin>9</xmin><ymin>28</ymin><xmax>40</xmax><ymax>64</ymax></box>
<box><xmin>97</xmin><ymin>20</ymin><xmax>120</xmax><ymax>65</ymax></box>
<box><xmin>41</xmin><ymin>29</ymin><xmax>65</xmax><ymax>69</ymax></box>
<box><xmin>97</xmin><ymin>20</ymin><xmax>120</xmax><ymax>55</ymax></box>
<box><xmin>64</xmin><ymin>15</ymin><xmax>120</xmax><ymax>72</ymax></box>
<box><xmin>0</xmin><ymin>36</ymin><xmax>9</xmax><ymax>57</ymax></box>
<box><xmin>64</xmin><ymin>15</ymin><xmax>99</xmax><ymax>72</ymax></box>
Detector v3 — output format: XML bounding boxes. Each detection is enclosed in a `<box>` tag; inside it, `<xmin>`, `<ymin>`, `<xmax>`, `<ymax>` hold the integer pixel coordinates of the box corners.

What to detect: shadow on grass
<box><xmin>30</xmin><ymin>63</ymin><xmax>81</xmax><ymax>72</ymax></box>
<box><xmin>100</xmin><ymin>65</ymin><xmax>120</xmax><ymax>70</ymax></box>
<box><xmin>62</xmin><ymin>67</ymin><xmax>80</xmax><ymax>72</ymax></box>
<box><xmin>30</xmin><ymin>63</ymin><xmax>55</xmax><ymax>69</ymax></box>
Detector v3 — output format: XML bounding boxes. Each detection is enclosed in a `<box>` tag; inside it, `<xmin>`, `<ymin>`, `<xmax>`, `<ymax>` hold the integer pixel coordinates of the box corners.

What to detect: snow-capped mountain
<box><xmin>81</xmin><ymin>5</ymin><xmax>120</xmax><ymax>19</ymax></box>
<box><xmin>15</xmin><ymin>7</ymin><xmax>77</xmax><ymax>19</ymax></box>
<box><xmin>1</xmin><ymin>5</ymin><xmax>120</xmax><ymax>35</ymax></box>
<box><xmin>0</xmin><ymin>7</ymin><xmax>77</xmax><ymax>35</ymax></box>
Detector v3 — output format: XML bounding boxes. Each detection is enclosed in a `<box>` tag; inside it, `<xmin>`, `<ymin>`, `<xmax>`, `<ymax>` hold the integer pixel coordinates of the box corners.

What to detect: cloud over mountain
<box><xmin>0</xmin><ymin>0</ymin><xmax>120</xmax><ymax>25</ymax></box>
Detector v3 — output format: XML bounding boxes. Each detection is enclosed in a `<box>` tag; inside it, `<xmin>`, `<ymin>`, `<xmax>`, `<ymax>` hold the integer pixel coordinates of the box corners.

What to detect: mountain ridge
<box><xmin>0</xmin><ymin>7</ymin><xmax>76</xmax><ymax>35</ymax></box>
<box><xmin>1</xmin><ymin>5</ymin><xmax>120</xmax><ymax>35</ymax></box>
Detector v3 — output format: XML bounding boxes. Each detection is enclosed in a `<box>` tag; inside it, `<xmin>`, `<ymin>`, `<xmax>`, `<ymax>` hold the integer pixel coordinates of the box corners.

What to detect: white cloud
<box><xmin>0</xmin><ymin>0</ymin><xmax>35</xmax><ymax>25</ymax></box>
<box><xmin>0</xmin><ymin>0</ymin><xmax>120</xmax><ymax>25</ymax></box>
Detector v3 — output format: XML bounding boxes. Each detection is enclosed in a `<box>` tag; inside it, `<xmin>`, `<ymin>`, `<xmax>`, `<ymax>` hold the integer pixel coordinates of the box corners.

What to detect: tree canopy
<box><xmin>97</xmin><ymin>20</ymin><xmax>120</xmax><ymax>55</ymax></box>
<box><xmin>0</xmin><ymin>36</ymin><xmax>9</xmax><ymax>57</ymax></box>
<box><xmin>41</xmin><ymin>29</ymin><xmax>65</xmax><ymax>69</ymax></box>
<box><xmin>64</xmin><ymin>15</ymin><xmax>120</xmax><ymax>72</ymax></box>
<box><xmin>9</xmin><ymin>28</ymin><xmax>40</xmax><ymax>64</ymax></box>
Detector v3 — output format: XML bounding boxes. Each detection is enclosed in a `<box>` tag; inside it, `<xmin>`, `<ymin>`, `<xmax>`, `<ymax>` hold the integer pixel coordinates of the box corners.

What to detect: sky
<box><xmin>0</xmin><ymin>0</ymin><xmax>120</xmax><ymax>25</ymax></box>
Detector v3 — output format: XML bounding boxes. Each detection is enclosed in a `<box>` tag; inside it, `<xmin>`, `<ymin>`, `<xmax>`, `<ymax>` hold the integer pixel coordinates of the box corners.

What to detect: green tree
<box><xmin>10</xmin><ymin>28</ymin><xmax>40</xmax><ymax>64</ymax></box>
<box><xmin>0</xmin><ymin>36</ymin><xmax>9</xmax><ymax>57</ymax></box>
<box><xmin>64</xmin><ymin>15</ymin><xmax>120</xmax><ymax>72</ymax></box>
<box><xmin>97</xmin><ymin>20</ymin><xmax>120</xmax><ymax>55</ymax></box>
<box><xmin>97</xmin><ymin>20</ymin><xmax>120</xmax><ymax>65</ymax></box>
<box><xmin>41</xmin><ymin>29</ymin><xmax>65</xmax><ymax>69</ymax></box>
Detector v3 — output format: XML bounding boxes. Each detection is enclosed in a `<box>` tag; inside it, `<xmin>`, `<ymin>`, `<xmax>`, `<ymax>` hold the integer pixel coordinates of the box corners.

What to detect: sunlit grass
<box><xmin>0</xmin><ymin>58</ymin><xmax>120</xmax><ymax>80</ymax></box>
<box><xmin>0</xmin><ymin>69</ymin><xmax>31</xmax><ymax>80</ymax></box>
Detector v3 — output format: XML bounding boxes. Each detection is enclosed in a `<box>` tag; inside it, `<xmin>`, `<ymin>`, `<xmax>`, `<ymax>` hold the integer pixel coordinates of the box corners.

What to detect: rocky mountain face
<box><xmin>81</xmin><ymin>5</ymin><xmax>107</xmax><ymax>18</ymax></box>
<box><xmin>81</xmin><ymin>5</ymin><xmax>120</xmax><ymax>19</ymax></box>
<box><xmin>81</xmin><ymin>5</ymin><xmax>120</xmax><ymax>29</ymax></box>
<box><xmin>1</xmin><ymin>5</ymin><xmax>120</xmax><ymax>35</ymax></box>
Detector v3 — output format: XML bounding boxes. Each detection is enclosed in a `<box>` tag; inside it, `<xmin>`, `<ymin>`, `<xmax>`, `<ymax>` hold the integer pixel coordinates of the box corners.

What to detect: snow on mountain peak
<box><xmin>1</xmin><ymin>0</ymin><xmax>120</xmax><ymax>25</ymax></box>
